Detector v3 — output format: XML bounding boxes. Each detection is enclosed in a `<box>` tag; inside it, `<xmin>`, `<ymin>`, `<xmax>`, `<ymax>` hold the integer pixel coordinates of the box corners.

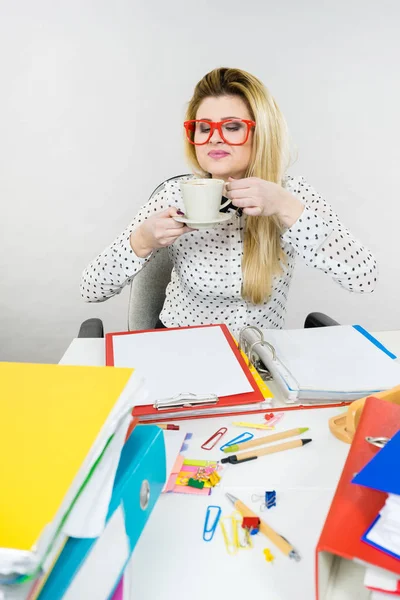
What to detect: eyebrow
<box><xmin>197</xmin><ymin>116</ymin><xmax>242</xmax><ymax>121</ymax></box>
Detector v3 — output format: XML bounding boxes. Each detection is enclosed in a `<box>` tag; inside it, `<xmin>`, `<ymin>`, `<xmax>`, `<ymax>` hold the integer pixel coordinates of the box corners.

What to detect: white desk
<box><xmin>59</xmin><ymin>330</ymin><xmax>400</xmax><ymax>600</ymax></box>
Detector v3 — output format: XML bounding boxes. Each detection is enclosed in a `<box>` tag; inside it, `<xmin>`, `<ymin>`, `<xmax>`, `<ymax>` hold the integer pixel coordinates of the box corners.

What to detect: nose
<box><xmin>209</xmin><ymin>127</ymin><xmax>223</xmax><ymax>144</ymax></box>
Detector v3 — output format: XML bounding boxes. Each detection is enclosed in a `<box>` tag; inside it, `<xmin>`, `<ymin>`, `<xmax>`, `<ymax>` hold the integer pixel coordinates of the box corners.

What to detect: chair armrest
<box><xmin>304</xmin><ymin>312</ymin><xmax>340</xmax><ymax>328</ymax></box>
<box><xmin>78</xmin><ymin>318</ymin><xmax>104</xmax><ymax>338</ymax></box>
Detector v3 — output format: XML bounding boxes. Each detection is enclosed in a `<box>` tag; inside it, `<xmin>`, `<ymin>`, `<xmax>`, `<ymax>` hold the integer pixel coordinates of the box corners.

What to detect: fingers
<box><xmin>242</xmin><ymin>206</ymin><xmax>263</xmax><ymax>216</ymax></box>
<box><xmin>159</xmin><ymin>206</ymin><xmax>183</xmax><ymax>219</ymax></box>
<box><xmin>157</xmin><ymin>226</ymin><xmax>195</xmax><ymax>247</ymax></box>
<box><xmin>226</xmin><ymin>187</ymin><xmax>255</xmax><ymax>200</ymax></box>
<box><xmin>230</xmin><ymin>196</ymin><xmax>263</xmax><ymax>216</ymax></box>
<box><xmin>226</xmin><ymin>178</ymin><xmax>253</xmax><ymax>191</ymax></box>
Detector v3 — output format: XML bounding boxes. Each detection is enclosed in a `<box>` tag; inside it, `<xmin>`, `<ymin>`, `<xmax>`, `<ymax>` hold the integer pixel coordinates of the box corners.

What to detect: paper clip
<box><xmin>220</xmin><ymin>432</ymin><xmax>254</xmax><ymax>451</ymax></box>
<box><xmin>201</xmin><ymin>427</ymin><xmax>228</xmax><ymax>450</ymax></box>
<box><xmin>220</xmin><ymin>515</ymin><xmax>239</xmax><ymax>555</ymax></box>
<box><xmin>232</xmin><ymin>512</ymin><xmax>253</xmax><ymax>549</ymax></box>
<box><xmin>203</xmin><ymin>505</ymin><xmax>222</xmax><ymax>542</ymax></box>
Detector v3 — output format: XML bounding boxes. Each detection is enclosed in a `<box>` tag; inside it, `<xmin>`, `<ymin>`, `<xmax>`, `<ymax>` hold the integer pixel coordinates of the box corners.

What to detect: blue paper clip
<box><xmin>203</xmin><ymin>505</ymin><xmax>222</xmax><ymax>542</ymax></box>
<box><xmin>220</xmin><ymin>432</ymin><xmax>254</xmax><ymax>451</ymax></box>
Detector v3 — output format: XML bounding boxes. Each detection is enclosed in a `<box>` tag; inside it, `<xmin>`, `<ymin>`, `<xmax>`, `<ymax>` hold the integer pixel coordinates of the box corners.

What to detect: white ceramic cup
<box><xmin>179</xmin><ymin>178</ymin><xmax>230</xmax><ymax>221</ymax></box>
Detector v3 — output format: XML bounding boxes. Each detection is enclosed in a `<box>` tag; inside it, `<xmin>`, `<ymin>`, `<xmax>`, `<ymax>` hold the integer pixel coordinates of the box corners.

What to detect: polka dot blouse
<box><xmin>80</xmin><ymin>174</ymin><xmax>377</xmax><ymax>338</ymax></box>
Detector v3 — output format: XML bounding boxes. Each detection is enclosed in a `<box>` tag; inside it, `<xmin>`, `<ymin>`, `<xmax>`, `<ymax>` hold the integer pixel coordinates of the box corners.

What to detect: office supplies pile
<box><xmin>316</xmin><ymin>396</ymin><xmax>400</xmax><ymax>600</ymax></box>
<box><xmin>353</xmin><ymin>429</ymin><xmax>400</xmax><ymax>598</ymax></box>
<box><xmin>0</xmin><ymin>361</ymin><xmax>164</xmax><ymax>600</ymax></box>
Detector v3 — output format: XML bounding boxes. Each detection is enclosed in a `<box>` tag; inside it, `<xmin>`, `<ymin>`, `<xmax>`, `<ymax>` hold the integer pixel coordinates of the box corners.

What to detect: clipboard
<box><xmin>105</xmin><ymin>324</ymin><xmax>267</xmax><ymax>422</ymax></box>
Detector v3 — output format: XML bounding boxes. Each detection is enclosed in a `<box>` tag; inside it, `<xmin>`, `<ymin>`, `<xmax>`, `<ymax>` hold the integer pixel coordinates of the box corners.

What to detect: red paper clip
<box><xmin>201</xmin><ymin>427</ymin><xmax>228</xmax><ymax>451</ymax></box>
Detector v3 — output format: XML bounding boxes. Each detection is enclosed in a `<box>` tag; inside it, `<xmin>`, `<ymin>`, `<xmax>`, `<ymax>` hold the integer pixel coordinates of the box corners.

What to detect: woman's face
<box><xmin>194</xmin><ymin>95</ymin><xmax>254</xmax><ymax>181</ymax></box>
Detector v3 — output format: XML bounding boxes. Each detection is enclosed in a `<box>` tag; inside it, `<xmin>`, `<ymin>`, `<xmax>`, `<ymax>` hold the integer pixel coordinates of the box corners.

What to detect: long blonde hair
<box><xmin>184</xmin><ymin>67</ymin><xmax>289</xmax><ymax>304</ymax></box>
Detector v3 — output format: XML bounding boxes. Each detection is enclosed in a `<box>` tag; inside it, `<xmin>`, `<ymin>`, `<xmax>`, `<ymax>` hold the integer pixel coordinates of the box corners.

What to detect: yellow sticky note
<box><xmin>0</xmin><ymin>362</ymin><xmax>134</xmax><ymax>551</ymax></box>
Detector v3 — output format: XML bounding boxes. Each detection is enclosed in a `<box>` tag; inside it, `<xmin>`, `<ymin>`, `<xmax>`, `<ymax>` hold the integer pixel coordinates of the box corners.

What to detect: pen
<box><xmin>141</xmin><ymin>423</ymin><xmax>180</xmax><ymax>431</ymax></box>
<box><xmin>225</xmin><ymin>493</ymin><xmax>301</xmax><ymax>561</ymax></box>
<box><xmin>223</xmin><ymin>427</ymin><xmax>309</xmax><ymax>453</ymax></box>
<box><xmin>221</xmin><ymin>438</ymin><xmax>312</xmax><ymax>464</ymax></box>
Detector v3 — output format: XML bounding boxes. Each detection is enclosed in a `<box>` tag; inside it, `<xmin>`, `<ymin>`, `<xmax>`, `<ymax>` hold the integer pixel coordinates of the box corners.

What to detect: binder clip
<box><xmin>207</xmin><ymin>471</ymin><xmax>221</xmax><ymax>487</ymax></box>
<box><xmin>232</xmin><ymin>512</ymin><xmax>253</xmax><ymax>549</ymax></box>
<box><xmin>251</xmin><ymin>490</ymin><xmax>276</xmax><ymax>511</ymax></box>
<box><xmin>188</xmin><ymin>478</ymin><xmax>204</xmax><ymax>489</ymax></box>
<box><xmin>153</xmin><ymin>393</ymin><xmax>219</xmax><ymax>410</ymax></box>
<box><xmin>242</xmin><ymin>516</ymin><xmax>260</xmax><ymax>535</ymax></box>
<box><xmin>203</xmin><ymin>505</ymin><xmax>222</xmax><ymax>542</ymax></box>
<box><xmin>263</xmin><ymin>548</ymin><xmax>275</xmax><ymax>563</ymax></box>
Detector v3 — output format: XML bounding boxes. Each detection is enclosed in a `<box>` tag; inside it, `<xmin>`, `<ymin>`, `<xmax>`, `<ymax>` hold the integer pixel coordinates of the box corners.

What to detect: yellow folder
<box><xmin>0</xmin><ymin>362</ymin><xmax>134</xmax><ymax>551</ymax></box>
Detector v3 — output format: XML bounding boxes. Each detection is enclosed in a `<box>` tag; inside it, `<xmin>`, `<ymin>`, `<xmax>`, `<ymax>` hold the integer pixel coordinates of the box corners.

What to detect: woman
<box><xmin>80</xmin><ymin>67</ymin><xmax>377</xmax><ymax>336</ymax></box>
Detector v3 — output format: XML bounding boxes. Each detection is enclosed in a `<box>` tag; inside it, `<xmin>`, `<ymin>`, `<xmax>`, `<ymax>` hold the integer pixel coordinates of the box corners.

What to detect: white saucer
<box><xmin>174</xmin><ymin>212</ymin><xmax>232</xmax><ymax>229</ymax></box>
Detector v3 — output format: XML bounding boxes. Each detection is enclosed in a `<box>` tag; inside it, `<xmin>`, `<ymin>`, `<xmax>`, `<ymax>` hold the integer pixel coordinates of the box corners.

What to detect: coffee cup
<box><xmin>180</xmin><ymin>178</ymin><xmax>230</xmax><ymax>221</ymax></box>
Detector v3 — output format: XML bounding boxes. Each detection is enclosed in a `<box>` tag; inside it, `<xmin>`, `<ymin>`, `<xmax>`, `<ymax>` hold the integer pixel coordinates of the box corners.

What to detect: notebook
<box><xmin>105</xmin><ymin>324</ymin><xmax>268</xmax><ymax>421</ymax></box>
<box><xmin>241</xmin><ymin>325</ymin><xmax>400</xmax><ymax>404</ymax></box>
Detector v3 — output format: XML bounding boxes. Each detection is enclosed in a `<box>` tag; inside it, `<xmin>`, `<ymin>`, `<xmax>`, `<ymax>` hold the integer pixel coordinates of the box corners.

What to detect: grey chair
<box><xmin>78</xmin><ymin>247</ymin><xmax>338</xmax><ymax>338</ymax></box>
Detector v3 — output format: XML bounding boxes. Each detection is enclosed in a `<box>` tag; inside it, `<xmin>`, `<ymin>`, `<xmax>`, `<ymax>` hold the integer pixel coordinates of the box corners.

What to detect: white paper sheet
<box><xmin>112</xmin><ymin>327</ymin><xmax>253</xmax><ymax>406</ymax></box>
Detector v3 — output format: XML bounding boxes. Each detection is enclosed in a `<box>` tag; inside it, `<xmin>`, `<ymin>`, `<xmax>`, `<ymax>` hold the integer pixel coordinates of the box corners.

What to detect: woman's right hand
<box><xmin>130</xmin><ymin>206</ymin><xmax>194</xmax><ymax>258</ymax></box>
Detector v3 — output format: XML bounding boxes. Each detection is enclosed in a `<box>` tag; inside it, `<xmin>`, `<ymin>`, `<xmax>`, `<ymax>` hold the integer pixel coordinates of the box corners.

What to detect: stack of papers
<box><xmin>242</xmin><ymin>325</ymin><xmax>400</xmax><ymax>404</ymax></box>
<box><xmin>365</xmin><ymin>568</ymin><xmax>400</xmax><ymax>598</ymax></box>
<box><xmin>0</xmin><ymin>362</ymin><xmax>146</xmax><ymax>598</ymax></box>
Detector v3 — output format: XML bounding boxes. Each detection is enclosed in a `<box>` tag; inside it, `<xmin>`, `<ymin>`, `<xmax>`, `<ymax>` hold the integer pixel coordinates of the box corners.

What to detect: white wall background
<box><xmin>1</xmin><ymin>0</ymin><xmax>399</xmax><ymax>363</ymax></box>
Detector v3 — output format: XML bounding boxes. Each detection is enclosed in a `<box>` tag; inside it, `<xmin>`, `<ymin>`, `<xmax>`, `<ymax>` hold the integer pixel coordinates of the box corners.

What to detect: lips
<box><xmin>208</xmin><ymin>150</ymin><xmax>230</xmax><ymax>158</ymax></box>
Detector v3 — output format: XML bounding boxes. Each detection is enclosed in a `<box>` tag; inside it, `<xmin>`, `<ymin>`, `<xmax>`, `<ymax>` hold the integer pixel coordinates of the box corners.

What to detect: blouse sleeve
<box><xmin>80</xmin><ymin>182</ymin><xmax>173</xmax><ymax>302</ymax></box>
<box><xmin>281</xmin><ymin>176</ymin><xmax>377</xmax><ymax>293</ymax></box>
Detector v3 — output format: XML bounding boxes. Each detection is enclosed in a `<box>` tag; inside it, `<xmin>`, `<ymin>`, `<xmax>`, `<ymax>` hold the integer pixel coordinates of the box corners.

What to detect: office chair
<box><xmin>78</xmin><ymin>247</ymin><xmax>339</xmax><ymax>338</ymax></box>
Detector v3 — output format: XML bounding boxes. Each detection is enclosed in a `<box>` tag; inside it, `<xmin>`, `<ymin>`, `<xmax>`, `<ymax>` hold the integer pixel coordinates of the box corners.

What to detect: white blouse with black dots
<box><xmin>80</xmin><ymin>175</ymin><xmax>377</xmax><ymax>337</ymax></box>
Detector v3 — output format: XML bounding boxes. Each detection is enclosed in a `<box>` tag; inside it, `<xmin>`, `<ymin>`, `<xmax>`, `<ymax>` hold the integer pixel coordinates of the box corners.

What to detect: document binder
<box><xmin>240</xmin><ymin>325</ymin><xmax>400</xmax><ymax>407</ymax></box>
<box><xmin>34</xmin><ymin>425</ymin><xmax>166</xmax><ymax>600</ymax></box>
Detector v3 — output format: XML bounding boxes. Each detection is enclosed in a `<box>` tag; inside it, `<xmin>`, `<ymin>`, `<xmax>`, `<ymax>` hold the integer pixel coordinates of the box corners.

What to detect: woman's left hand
<box><xmin>225</xmin><ymin>176</ymin><xmax>304</xmax><ymax>228</ymax></box>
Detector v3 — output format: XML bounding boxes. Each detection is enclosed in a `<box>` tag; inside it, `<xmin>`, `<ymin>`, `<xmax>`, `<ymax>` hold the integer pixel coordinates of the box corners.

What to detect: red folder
<box><xmin>105</xmin><ymin>324</ymin><xmax>264</xmax><ymax>421</ymax></box>
<box><xmin>316</xmin><ymin>396</ymin><xmax>400</xmax><ymax>600</ymax></box>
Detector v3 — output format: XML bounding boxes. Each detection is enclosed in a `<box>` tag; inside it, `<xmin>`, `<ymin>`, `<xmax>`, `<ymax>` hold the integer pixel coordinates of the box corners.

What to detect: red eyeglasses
<box><xmin>184</xmin><ymin>118</ymin><xmax>256</xmax><ymax>146</ymax></box>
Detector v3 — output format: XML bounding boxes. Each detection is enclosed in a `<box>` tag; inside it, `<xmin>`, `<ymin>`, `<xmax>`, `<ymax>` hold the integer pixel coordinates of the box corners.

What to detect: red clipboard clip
<box><xmin>201</xmin><ymin>427</ymin><xmax>228</xmax><ymax>451</ymax></box>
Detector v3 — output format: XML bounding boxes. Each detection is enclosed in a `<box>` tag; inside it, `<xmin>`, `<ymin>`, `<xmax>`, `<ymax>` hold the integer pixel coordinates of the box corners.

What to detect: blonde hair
<box><xmin>184</xmin><ymin>67</ymin><xmax>289</xmax><ymax>305</ymax></box>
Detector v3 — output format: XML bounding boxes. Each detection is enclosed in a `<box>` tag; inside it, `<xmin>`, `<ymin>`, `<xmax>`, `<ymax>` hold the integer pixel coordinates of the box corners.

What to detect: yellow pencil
<box><xmin>232</xmin><ymin>421</ymin><xmax>274</xmax><ymax>431</ymax></box>
<box><xmin>223</xmin><ymin>426</ymin><xmax>309</xmax><ymax>453</ymax></box>
<box><xmin>225</xmin><ymin>493</ymin><xmax>301</xmax><ymax>560</ymax></box>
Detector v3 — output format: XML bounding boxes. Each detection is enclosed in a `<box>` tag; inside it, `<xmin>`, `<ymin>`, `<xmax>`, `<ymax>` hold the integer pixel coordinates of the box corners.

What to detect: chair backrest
<box><xmin>128</xmin><ymin>248</ymin><xmax>173</xmax><ymax>330</ymax></box>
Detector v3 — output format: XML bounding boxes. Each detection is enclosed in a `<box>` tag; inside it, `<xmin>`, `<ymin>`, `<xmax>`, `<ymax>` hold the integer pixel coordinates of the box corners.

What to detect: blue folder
<box><xmin>37</xmin><ymin>424</ymin><xmax>166</xmax><ymax>599</ymax></box>
<box><xmin>352</xmin><ymin>430</ymin><xmax>400</xmax><ymax>495</ymax></box>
